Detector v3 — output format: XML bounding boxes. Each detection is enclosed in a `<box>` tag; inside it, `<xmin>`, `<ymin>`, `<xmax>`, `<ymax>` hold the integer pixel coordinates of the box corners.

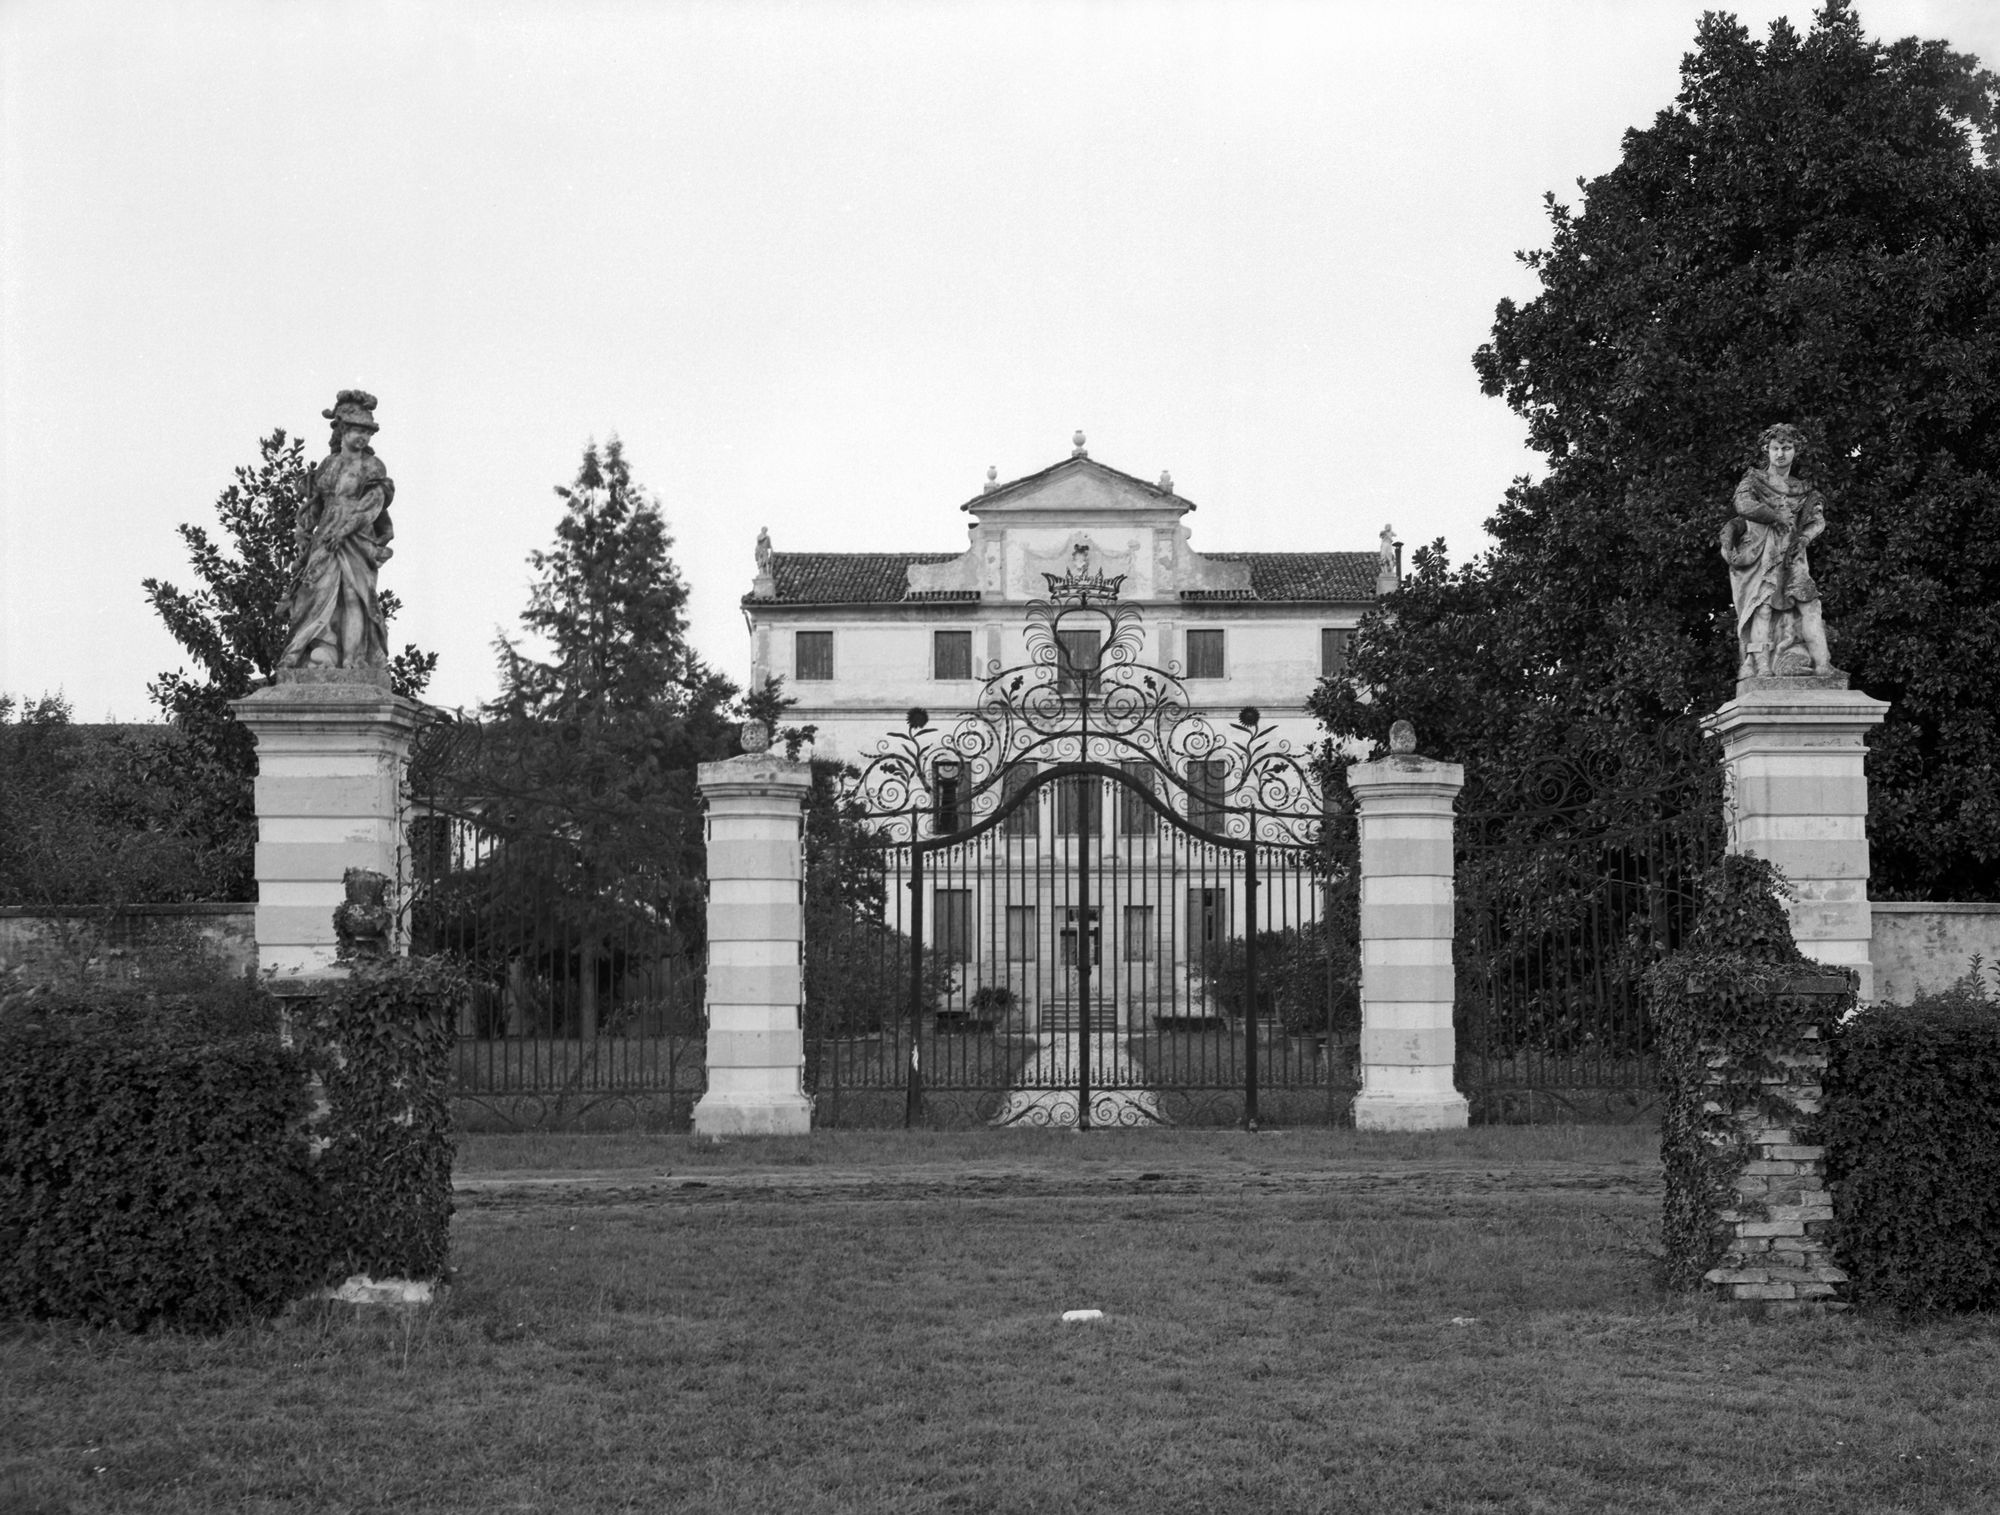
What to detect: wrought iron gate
<box><xmin>405</xmin><ymin>715</ymin><xmax>709</xmax><ymax>1130</ymax></box>
<box><xmin>1453</xmin><ymin>723</ymin><xmax>1723</xmax><ymax>1122</ymax></box>
<box><xmin>806</xmin><ymin>575</ymin><xmax>1351</xmax><ymax>1129</ymax></box>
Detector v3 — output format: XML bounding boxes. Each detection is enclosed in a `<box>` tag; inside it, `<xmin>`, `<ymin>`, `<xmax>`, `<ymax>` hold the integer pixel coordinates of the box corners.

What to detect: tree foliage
<box><xmin>418</xmin><ymin>439</ymin><xmax>736</xmax><ymax>1037</ymax></box>
<box><xmin>141</xmin><ymin>429</ymin><xmax>437</xmax><ymax>898</ymax></box>
<box><xmin>0</xmin><ymin>693</ymin><xmax>239</xmax><ymax>908</ymax></box>
<box><xmin>1313</xmin><ymin>3</ymin><xmax>2000</xmax><ymax>899</ymax></box>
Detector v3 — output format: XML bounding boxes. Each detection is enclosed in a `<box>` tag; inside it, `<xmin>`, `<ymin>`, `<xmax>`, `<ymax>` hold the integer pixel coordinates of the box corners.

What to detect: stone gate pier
<box><xmin>1346</xmin><ymin>737</ymin><xmax>1471</xmax><ymax>1131</ymax></box>
<box><xmin>1704</xmin><ymin>678</ymin><xmax>1889</xmax><ymax>999</ymax></box>
<box><xmin>693</xmin><ymin>747</ymin><xmax>814</xmax><ymax>1136</ymax></box>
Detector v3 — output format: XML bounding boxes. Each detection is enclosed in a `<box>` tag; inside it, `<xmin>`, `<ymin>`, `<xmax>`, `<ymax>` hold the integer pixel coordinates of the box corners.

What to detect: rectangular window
<box><xmin>1006</xmin><ymin>905</ymin><xmax>1038</xmax><ymax>962</ymax></box>
<box><xmin>1055</xmin><ymin>773</ymin><xmax>1102</xmax><ymax>836</ymax></box>
<box><xmin>1002</xmin><ymin>764</ymin><xmax>1040</xmax><ymax>837</ymax></box>
<box><xmin>935</xmin><ymin>888</ymin><xmax>973</xmax><ymax>962</ymax></box>
<box><xmin>795</xmin><ymin>630</ymin><xmax>833</xmax><ymax>681</ymax></box>
<box><xmin>1056</xmin><ymin>629</ymin><xmax>1102</xmax><ymax>697</ymax></box>
<box><xmin>1185</xmin><ymin>629</ymin><xmax>1225</xmax><ymax>679</ymax></box>
<box><xmin>1321</xmin><ymin>627</ymin><xmax>1351</xmax><ymax>677</ymax></box>
<box><xmin>1123</xmin><ymin>905</ymin><xmax>1156</xmax><ymax>962</ymax></box>
<box><xmin>1187</xmin><ymin>757</ymin><xmax>1229</xmax><ymax>832</ymax></box>
<box><xmin>933</xmin><ymin>630</ymin><xmax>973</xmax><ymax>680</ymax></box>
<box><xmin>933</xmin><ymin>761</ymin><xmax>963</xmax><ymax>835</ymax></box>
<box><xmin>1118</xmin><ymin>760</ymin><xmax>1156</xmax><ymax>837</ymax></box>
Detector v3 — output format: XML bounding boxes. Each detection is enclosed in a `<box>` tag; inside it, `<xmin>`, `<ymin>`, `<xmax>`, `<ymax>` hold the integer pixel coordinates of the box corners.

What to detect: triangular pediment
<box><xmin>959</xmin><ymin>454</ymin><xmax>1192</xmax><ymax>520</ymax></box>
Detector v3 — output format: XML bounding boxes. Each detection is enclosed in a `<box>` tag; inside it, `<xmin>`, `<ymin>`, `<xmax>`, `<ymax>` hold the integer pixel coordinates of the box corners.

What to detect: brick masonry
<box><xmin>1699</xmin><ymin>1021</ymin><xmax>1848</xmax><ymax>1310</ymax></box>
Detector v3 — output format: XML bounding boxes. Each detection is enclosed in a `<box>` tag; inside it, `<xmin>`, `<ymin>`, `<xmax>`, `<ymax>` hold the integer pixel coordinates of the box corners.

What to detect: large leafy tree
<box><xmin>1314</xmin><ymin>3</ymin><xmax>2000</xmax><ymax>899</ymax></box>
<box><xmin>142</xmin><ymin>429</ymin><xmax>437</xmax><ymax>897</ymax></box>
<box><xmin>426</xmin><ymin>439</ymin><xmax>736</xmax><ymax>1038</ymax></box>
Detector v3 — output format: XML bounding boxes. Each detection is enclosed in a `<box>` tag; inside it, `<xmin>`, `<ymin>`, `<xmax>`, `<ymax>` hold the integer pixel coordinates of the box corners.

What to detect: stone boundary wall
<box><xmin>1871</xmin><ymin>902</ymin><xmax>2000</xmax><ymax>1004</ymax></box>
<box><xmin>1701</xmin><ymin>1015</ymin><xmax>1847</xmax><ymax>1310</ymax></box>
<box><xmin>0</xmin><ymin>904</ymin><xmax>256</xmax><ymax>986</ymax></box>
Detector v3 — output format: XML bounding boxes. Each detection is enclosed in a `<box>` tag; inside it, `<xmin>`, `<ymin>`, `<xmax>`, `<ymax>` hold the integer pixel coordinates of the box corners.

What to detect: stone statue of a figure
<box><xmin>1720</xmin><ymin>423</ymin><xmax>1837</xmax><ymax>680</ymax></box>
<box><xmin>280</xmin><ymin>390</ymin><xmax>395</xmax><ymax>672</ymax></box>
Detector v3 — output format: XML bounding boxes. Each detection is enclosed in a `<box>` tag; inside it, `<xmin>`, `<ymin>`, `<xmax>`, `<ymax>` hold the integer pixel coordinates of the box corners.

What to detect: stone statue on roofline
<box><xmin>1720</xmin><ymin>423</ymin><xmax>1844</xmax><ymax>683</ymax></box>
<box><xmin>279</xmin><ymin>389</ymin><xmax>395</xmax><ymax>676</ymax></box>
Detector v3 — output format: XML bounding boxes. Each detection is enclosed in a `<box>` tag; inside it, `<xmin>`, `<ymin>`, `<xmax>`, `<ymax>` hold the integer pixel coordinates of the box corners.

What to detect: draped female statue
<box><xmin>1720</xmin><ymin>423</ymin><xmax>1838</xmax><ymax>681</ymax></box>
<box><xmin>280</xmin><ymin>390</ymin><xmax>395</xmax><ymax>672</ymax></box>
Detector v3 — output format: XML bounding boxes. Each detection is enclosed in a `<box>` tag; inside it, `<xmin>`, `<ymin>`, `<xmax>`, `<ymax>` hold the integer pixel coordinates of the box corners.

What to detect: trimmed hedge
<box><xmin>0</xmin><ymin>998</ymin><xmax>321</xmax><ymax>1330</ymax></box>
<box><xmin>1825</xmin><ymin>967</ymin><xmax>2000</xmax><ymax>1314</ymax></box>
<box><xmin>0</xmin><ymin>955</ymin><xmax>459</xmax><ymax>1332</ymax></box>
<box><xmin>291</xmin><ymin>954</ymin><xmax>460</xmax><ymax>1283</ymax></box>
<box><xmin>1647</xmin><ymin>857</ymin><xmax>1854</xmax><ymax>1291</ymax></box>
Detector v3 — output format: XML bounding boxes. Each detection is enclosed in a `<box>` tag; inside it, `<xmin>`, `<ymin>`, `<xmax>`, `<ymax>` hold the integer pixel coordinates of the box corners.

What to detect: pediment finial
<box><xmin>983</xmin><ymin>464</ymin><xmax>999</xmax><ymax>494</ymax></box>
<box><xmin>1158</xmin><ymin>469</ymin><xmax>1174</xmax><ymax>493</ymax></box>
<box><xmin>1071</xmin><ymin>430</ymin><xmax>1087</xmax><ymax>458</ymax></box>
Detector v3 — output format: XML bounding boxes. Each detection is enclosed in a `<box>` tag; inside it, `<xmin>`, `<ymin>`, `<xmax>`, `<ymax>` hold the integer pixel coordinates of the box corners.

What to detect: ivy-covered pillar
<box><xmin>1345</xmin><ymin>730</ymin><xmax>1470</xmax><ymax>1131</ymax></box>
<box><xmin>1704</xmin><ymin>679</ymin><xmax>1889</xmax><ymax>999</ymax></box>
<box><xmin>694</xmin><ymin>741</ymin><xmax>813</xmax><ymax>1136</ymax></box>
<box><xmin>232</xmin><ymin>670</ymin><xmax>426</xmax><ymax>979</ymax></box>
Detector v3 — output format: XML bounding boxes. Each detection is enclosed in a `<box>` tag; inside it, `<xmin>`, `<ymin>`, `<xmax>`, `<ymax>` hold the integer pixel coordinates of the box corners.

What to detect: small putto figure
<box><xmin>280</xmin><ymin>390</ymin><xmax>394</xmax><ymax>671</ymax></box>
<box><xmin>1720</xmin><ymin>423</ymin><xmax>1838</xmax><ymax>681</ymax></box>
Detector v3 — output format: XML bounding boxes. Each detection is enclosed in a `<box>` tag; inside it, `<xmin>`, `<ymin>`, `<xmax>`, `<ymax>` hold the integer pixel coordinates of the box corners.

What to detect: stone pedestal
<box><xmin>693</xmin><ymin>752</ymin><xmax>814</xmax><ymax>1136</ymax></box>
<box><xmin>1703</xmin><ymin>678</ymin><xmax>1890</xmax><ymax>1000</ymax></box>
<box><xmin>1345</xmin><ymin>754</ymin><xmax>1470</xmax><ymax>1132</ymax></box>
<box><xmin>231</xmin><ymin>670</ymin><xmax>426</xmax><ymax>979</ymax></box>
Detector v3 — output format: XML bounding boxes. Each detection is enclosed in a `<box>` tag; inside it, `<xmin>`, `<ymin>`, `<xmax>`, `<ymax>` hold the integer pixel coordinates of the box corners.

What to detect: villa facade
<box><xmin>741</xmin><ymin>439</ymin><xmax>1395</xmax><ymax>1033</ymax></box>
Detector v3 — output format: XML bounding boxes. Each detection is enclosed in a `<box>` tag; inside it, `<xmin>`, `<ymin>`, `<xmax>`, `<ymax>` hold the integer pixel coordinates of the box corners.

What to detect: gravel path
<box><xmin>454</xmin><ymin>1159</ymin><xmax>1661</xmax><ymax>1212</ymax></box>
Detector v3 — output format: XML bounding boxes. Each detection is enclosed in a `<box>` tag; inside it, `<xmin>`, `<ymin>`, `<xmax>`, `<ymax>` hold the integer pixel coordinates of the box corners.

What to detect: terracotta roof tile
<box><xmin>758</xmin><ymin>553</ymin><xmax>961</xmax><ymax>604</ymax></box>
<box><xmin>750</xmin><ymin>550</ymin><xmax>1378</xmax><ymax>605</ymax></box>
<box><xmin>1202</xmin><ymin>552</ymin><xmax>1379</xmax><ymax>601</ymax></box>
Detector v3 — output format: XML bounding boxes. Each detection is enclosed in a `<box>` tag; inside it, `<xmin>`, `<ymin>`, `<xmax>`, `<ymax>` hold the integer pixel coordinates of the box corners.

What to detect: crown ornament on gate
<box><xmin>1041</xmin><ymin>566</ymin><xmax>1127</xmax><ymax>601</ymax></box>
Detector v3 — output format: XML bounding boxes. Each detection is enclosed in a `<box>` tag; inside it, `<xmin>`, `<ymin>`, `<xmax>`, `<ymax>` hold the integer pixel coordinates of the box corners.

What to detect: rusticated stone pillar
<box><xmin>232</xmin><ymin>670</ymin><xmax>426</xmax><ymax>979</ymax></box>
<box><xmin>693</xmin><ymin>748</ymin><xmax>813</xmax><ymax>1136</ymax></box>
<box><xmin>1345</xmin><ymin>747</ymin><xmax>1470</xmax><ymax>1131</ymax></box>
<box><xmin>1704</xmin><ymin>678</ymin><xmax>1890</xmax><ymax>999</ymax></box>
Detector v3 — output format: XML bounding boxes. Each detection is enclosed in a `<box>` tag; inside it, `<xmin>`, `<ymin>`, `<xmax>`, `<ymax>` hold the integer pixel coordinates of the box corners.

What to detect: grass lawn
<box><xmin>4</xmin><ymin>1127</ymin><xmax>1996</xmax><ymax>1514</ymax></box>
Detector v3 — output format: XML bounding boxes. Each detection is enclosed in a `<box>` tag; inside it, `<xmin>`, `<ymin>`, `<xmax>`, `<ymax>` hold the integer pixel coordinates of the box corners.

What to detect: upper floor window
<box><xmin>933</xmin><ymin>756</ymin><xmax>963</xmax><ymax>835</ymax></box>
<box><xmin>795</xmin><ymin>631</ymin><xmax>833</xmax><ymax>681</ymax></box>
<box><xmin>1321</xmin><ymin>627</ymin><xmax>1351</xmax><ymax>677</ymax></box>
<box><xmin>1187</xmin><ymin>757</ymin><xmax>1229</xmax><ymax>831</ymax></box>
<box><xmin>1056</xmin><ymin>629</ymin><xmax>1102</xmax><ymax>697</ymax></box>
<box><xmin>934</xmin><ymin>630</ymin><xmax>973</xmax><ymax>680</ymax></box>
<box><xmin>1186</xmin><ymin>629</ymin><xmax>1225</xmax><ymax>679</ymax></box>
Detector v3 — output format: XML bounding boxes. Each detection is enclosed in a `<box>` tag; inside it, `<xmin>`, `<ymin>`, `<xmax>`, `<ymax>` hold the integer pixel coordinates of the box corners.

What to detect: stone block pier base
<box><xmin>692</xmin><ymin>751</ymin><xmax>814</xmax><ymax>1136</ymax></box>
<box><xmin>232</xmin><ymin>670</ymin><xmax>425</xmax><ymax>979</ymax></box>
<box><xmin>1346</xmin><ymin>751</ymin><xmax>1471</xmax><ymax>1131</ymax></box>
<box><xmin>1705</xmin><ymin>678</ymin><xmax>1890</xmax><ymax>999</ymax></box>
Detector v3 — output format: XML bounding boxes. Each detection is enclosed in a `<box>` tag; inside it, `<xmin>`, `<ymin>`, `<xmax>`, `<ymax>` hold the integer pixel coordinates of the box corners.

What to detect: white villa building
<box><xmin>744</xmin><ymin>437</ymin><xmax>1396</xmax><ymax>764</ymax></box>
<box><xmin>742</xmin><ymin>437</ymin><xmax>1395</xmax><ymax>1034</ymax></box>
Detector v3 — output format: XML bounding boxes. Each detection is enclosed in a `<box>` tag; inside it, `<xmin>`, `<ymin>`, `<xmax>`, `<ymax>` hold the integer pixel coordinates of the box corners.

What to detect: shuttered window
<box><xmin>1186</xmin><ymin>629</ymin><xmax>1225</xmax><ymax>679</ymax></box>
<box><xmin>795</xmin><ymin>631</ymin><xmax>833</xmax><ymax>681</ymax></box>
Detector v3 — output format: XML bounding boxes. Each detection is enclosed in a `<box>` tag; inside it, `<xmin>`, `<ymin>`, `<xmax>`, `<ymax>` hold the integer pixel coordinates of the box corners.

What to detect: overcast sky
<box><xmin>5</xmin><ymin>0</ymin><xmax>1997</xmax><ymax>721</ymax></box>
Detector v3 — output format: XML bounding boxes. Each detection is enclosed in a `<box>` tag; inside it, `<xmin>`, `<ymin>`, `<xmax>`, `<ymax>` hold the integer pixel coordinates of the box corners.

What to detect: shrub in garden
<box><xmin>1646</xmin><ymin>856</ymin><xmax>1854</xmax><ymax>1290</ymax></box>
<box><xmin>1824</xmin><ymin>965</ymin><xmax>2000</xmax><ymax>1314</ymax></box>
<box><xmin>0</xmin><ymin>951</ymin><xmax>461</xmax><ymax>1330</ymax></box>
<box><xmin>0</xmin><ymin>988</ymin><xmax>321</xmax><ymax>1330</ymax></box>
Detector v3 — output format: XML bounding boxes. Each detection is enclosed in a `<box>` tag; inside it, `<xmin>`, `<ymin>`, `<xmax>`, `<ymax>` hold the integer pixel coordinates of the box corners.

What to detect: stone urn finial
<box><xmin>983</xmin><ymin>464</ymin><xmax>1000</xmax><ymax>493</ymax></box>
<box><xmin>1072</xmin><ymin>430</ymin><xmax>1087</xmax><ymax>458</ymax></box>
<box><xmin>1389</xmin><ymin>720</ymin><xmax>1417</xmax><ymax>755</ymax></box>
